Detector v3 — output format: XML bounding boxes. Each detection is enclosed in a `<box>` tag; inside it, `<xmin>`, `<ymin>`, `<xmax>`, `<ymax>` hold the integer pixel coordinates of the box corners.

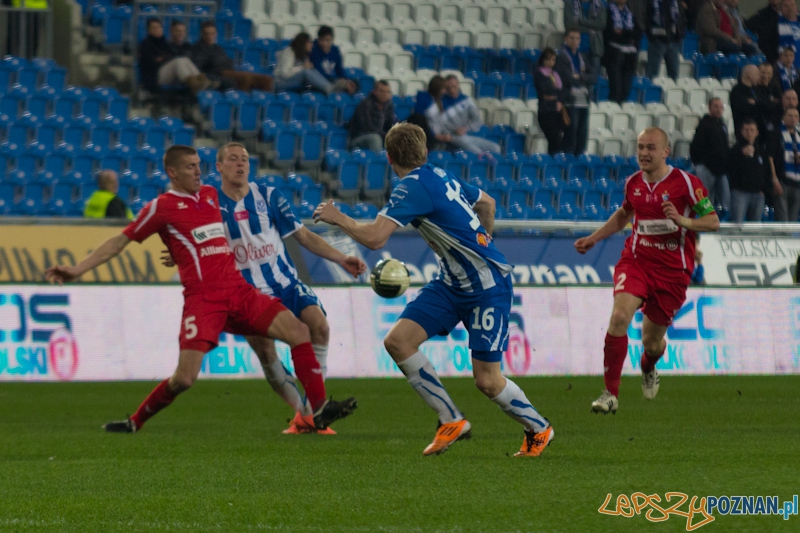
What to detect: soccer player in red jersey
<box><xmin>574</xmin><ymin>128</ymin><xmax>720</xmax><ymax>413</ymax></box>
<box><xmin>45</xmin><ymin>145</ymin><xmax>356</xmax><ymax>433</ymax></box>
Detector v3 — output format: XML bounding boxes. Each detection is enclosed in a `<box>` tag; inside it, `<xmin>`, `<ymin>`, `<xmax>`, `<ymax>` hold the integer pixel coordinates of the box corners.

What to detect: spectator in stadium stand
<box><xmin>556</xmin><ymin>28</ymin><xmax>596</xmax><ymax>155</ymax></box>
<box><xmin>730</xmin><ymin>64</ymin><xmax>776</xmax><ymax>138</ymax></box>
<box><xmin>83</xmin><ymin>170</ymin><xmax>132</xmax><ymax>220</ymax></box>
<box><xmin>313</xmin><ymin>122</ymin><xmax>555</xmax><ymax>458</ymax></box>
<box><xmin>407</xmin><ymin>75</ymin><xmax>450</xmax><ymax>151</ymax></box>
<box><xmin>772</xmin><ymin>107</ymin><xmax>800</xmax><ymax>221</ymax></box>
<box><xmin>138</xmin><ymin>18</ymin><xmax>210</xmax><ymax>94</ymax></box>
<box><xmin>274</xmin><ymin>33</ymin><xmax>338</xmax><ymax>95</ymax></box>
<box><xmin>534</xmin><ymin>48</ymin><xmax>569</xmax><ymax>155</ymax></box>
<box><xmin>644</xmin><ymin>0</ymin><xmax>686</xmax><ymax>80</ymax></box>
<box><xmin>767</xmin><ymin>88</ymin><xmax>798</xmax><ymax>136</ymax></box>
<box><xmin>696</xmin><ymin>0</ymin><xmax>759</xmax><ymax>56</ymax></box>
<box><xmin>725</xmin><ymin>0</ymin><xmax>762</xmax><ymax>55</ymax></box>
<box><xmin>777</xmin><ymin>45</ymin><xmax>800</xmax><ymax>91</ymax></box>
<box><xmin>778</xmin><ymin>0</ymin><xmax>800</xmax><ymax>69</ymax></box>
<box><xmin>167</xmin><ymin>20</ymin><xmax>192</xmax><ymax>58</ymax></box>
<box><xmin>213</xmin><ymin>142</ymin><xmax>366</xmax><ymax>434</ymax></box>
<box><xmin>727</xmin><ymin>119</ymin><xmax>772</xmax><ymax>222</ymax></box>
<box><xmin>45</xmin><ymin>145</ymin><xmax>358</xmax><ymax>434</ymax></box>
<box><xmin>747</xmin><ymin>0</ymin><xmax>782</xmax><ymax>63</ymax></box>
<box><xmin>191</xmin><ymin>21</ymin><xmax>274</xmax><ymax>93</ymax></box>
<box><xmin>348</xmin><ymin>80</ymin><xmax>396</xmax><ymax>152</ymax></box>
<box><xmin>438</xmin><ymin>75</ymin><xmax>501</xmax><ymax>155</ymax></box>
<box><xmin>309</xmin><ymin>26</ymin><xmax>357</xmax><ymax>95</ymax></box>
<box><xmin>574</xmin><ymin>127</ymin><xmax>720</xmax><ymax>415</ymax></box>
<box><xmin>563</xmin><ymin>0</ymin><xmax>607</xmax><ymax>76</ymax></box>
<box><xmin>603</xmin><ymin>0</ymin><xmax>642</xmax><ymax>104</ymax></box>
<box><xmin>690</xmin><ymin>97</ymin><xmax>730</xmax><ymax>211</ymax></box>
<box><xmin>757</xmin><ymin>62</ymin><xmax>783</xmax><ymax>118</ymax></box>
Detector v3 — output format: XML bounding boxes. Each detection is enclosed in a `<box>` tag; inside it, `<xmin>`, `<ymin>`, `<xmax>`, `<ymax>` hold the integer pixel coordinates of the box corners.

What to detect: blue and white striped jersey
<box><xmin>379</xmin><ymin>163</ymin><xmax>512</xmax><ymax>292</ymax></box>
<box><xmin>218</xmin><ymin>183</ymin><xmax>302</xmax><ymax>294</ymax></box>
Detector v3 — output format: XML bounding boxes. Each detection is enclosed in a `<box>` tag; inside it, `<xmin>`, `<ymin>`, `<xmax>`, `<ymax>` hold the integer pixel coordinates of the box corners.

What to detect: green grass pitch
<box><xmin>1</xmin><ymin>376</ymin><xmax>798</xmax><ymax>532</ymax></box>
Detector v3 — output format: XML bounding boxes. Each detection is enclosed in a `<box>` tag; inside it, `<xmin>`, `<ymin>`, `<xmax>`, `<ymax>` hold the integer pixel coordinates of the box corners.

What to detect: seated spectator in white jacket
<box><xmin>274</xmin><ymin>33</ymin><xmax>336</xmax><ymax>94</ymax></box>
<box><xmin>438</xmin><ymin>75</ymin><xmax>501</xmax><ymax>155</ymax></box>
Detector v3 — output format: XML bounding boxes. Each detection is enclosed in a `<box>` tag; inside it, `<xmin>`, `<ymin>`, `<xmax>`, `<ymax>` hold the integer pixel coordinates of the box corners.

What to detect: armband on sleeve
<box><xmin>692</xmin><ymin>196</ymin><xmax>714</xmax><ymax>217</ymax></box>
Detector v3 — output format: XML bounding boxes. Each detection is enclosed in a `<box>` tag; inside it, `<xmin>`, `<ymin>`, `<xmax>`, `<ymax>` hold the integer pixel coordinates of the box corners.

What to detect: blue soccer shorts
<box><xmin>399</xmin><ymin>275</ymin><xmax>513</xmax><ymax>363</ymax></box>
<box><xmin>268</xmin><ymin>280</ymin><xmax>325</xmax><ymax>318</ymax></box>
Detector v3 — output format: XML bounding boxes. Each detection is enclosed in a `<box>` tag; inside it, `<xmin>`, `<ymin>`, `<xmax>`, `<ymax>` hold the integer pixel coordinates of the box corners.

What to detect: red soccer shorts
<box><xmin>179</xmin><ymin>284</ymin><xmax>287</xmax><ymax>351</ymax></box>
<box><xmin>613</xmin><ymin>258</ymin><xmax>690</xmax><ymax>326</ymax></box>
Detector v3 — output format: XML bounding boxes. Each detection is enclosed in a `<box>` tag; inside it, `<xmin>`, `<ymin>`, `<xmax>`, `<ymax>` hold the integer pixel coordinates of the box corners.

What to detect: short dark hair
<box><xmin>318</xmin><ymin>25</ymin><xmax>333</xmax><ymax>39</ymax></box>
<box><xmin>376</xmin><ymin>80</ymin><xmax>390</xmax><ymax>88</ymax></box>
<box><xmin>564</xmin><ymin>27</ymin><xmax>581</xmax><ymax>37</ymax></box>
<box><xmin>537</xmin><ymin>47</ymin><xmax>557</xmax><ymax>67</ymax></box>
<box><xmin>741</xmin><ymin>118</ymin><xmax>758</xmax><ymax>129</ymax></box>
<box><xmin>200</xmin><ymin>20</ymin><xmax>215</xmax><ymax>32</ymax></box>
<box><xmin>171</xmin><ymin>20</ymin><xmax>185</xmax><ymax>29</ymax></box>
<box><xmin>164</xmin><ymin>145</ymin><xmax>198</xmax><ymax>174</ymax></box>
<box><xmin>146</xmin><ymin>18</ymin><xmax>162</xmax><ymax>29</ymax></box>
<box><xmin>708</xmin><ymin>96</ymin><xmax>723</xmax><ymax>107</ymax></box>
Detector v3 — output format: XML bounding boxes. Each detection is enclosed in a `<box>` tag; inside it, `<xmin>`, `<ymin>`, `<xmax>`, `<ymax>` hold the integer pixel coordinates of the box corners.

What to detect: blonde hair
<box><xmin>217</xmin><ymin>142</ymin><xmax>247</xmax><ymax>162</ymax></box>
<box><xmin>639</xmin><ymin>127</ymin><xmax>670</xmax><ymax>149</ymax></box>
<box><xmin>385</xmin><ymin>123</ymin><xmax>427</xmax><ymax>170</ymax></box>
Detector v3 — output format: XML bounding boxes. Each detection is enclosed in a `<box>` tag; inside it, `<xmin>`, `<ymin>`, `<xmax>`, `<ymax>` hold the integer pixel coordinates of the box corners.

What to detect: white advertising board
<box><xmin>701</xmin><ymin>234</ymin><xmax>799</xmax><ymax>285</ymax></box>
<box><xmin>1</xmin><ymin>285</ymin><xmax>798</xmax><ymax>381</ymax></box>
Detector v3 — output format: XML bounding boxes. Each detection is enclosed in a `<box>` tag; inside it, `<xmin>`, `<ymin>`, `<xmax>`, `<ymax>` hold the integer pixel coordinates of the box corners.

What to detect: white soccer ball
<box><xmin>370</xmin><ymin>259</ymin><xmax>411</xmax><ymax>298</ymax></box>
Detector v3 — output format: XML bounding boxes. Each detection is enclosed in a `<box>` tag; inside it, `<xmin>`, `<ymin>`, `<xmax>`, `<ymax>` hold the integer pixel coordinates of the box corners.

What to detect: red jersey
<box><xmin>620</xmin><ymin>166</ymin><xmax>714</xmax><ymax>278</ymax></box>
<box><xmin>123</xmin><ymin>186</ymin><xmax>245</xmax><ymax>295</ymax></box>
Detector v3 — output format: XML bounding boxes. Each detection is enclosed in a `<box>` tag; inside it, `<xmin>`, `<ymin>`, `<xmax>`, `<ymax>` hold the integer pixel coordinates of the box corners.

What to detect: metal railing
<box><xmin>0</xmin><ymin>4</ymin><xmax>54</xmax><ymax>59</ymax></box>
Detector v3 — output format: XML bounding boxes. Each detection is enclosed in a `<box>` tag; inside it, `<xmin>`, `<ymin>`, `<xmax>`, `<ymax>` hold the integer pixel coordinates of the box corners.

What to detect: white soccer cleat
<box><xmin>591</xmin><ymin>390</ymin><xmax>618</xmax><ymax>414</ymax></box>
<box><xmin>641</xmin><ymin>367</ymin><xmax>660</xmax><ymax>400</ymax></box>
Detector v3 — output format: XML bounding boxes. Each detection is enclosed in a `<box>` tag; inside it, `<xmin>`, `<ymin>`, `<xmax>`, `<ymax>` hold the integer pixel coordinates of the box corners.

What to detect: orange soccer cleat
<box><xmin>514</xmin><ymin>425</ymin><xmax>555</xmax><ymax>457</ymax></box>
<box><xmin>422</xmin><ymin>419</ymin><xmax>472</xmax><ymax>456</ymax></box>
<box><xmin>282</xmin><ymin>412</ymin><xmax>316</xmax><ymax>434</ymax></box>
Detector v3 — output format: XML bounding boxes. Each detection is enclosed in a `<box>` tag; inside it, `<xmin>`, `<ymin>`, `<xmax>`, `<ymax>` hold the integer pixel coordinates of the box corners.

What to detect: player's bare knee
<box><xmin>474</xmin><ymin>374</ymin><xmax>502</xmax><ymax>397</ymax></box>
<box><xmin>642</xmin><ymin>334</ymin><xmax>665</xmax><ymax>356</ymax></box>
<box><xmin>310</xmin><ymin>320</ymin><xmax>330</xmax><ymax>345</ymax></box>
<box><xmin>383</xmin><ymin>333</ymin><xmax>407</xmax><ymax>358</ymax></box>
<box><xmin>609</xmin><ymin>309</ymin><xmax>633</xmax><ymax>332</ymax></box>
<box><xmin>287</xmin><ymin>319</ymin><xmax>311</xmax><ymax>347</ymax></box>
<box><xmin>169</xmin><ymin>373</ymin><xmax>195</xmax><ymax>393</ymax></box>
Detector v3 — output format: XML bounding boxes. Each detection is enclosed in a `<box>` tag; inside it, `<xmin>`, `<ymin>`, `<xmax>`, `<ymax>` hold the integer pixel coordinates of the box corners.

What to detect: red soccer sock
<box><xmin>603</xmin><ymin>333</ymin><xmax>629</xmax><ymax>397</ymax></box>
<box><xmin>130</xmin><ymin>378</ymin><xmax>176</xmax><ymax>430</ymax></box>
<box><xmin>641</xmin><ymin>345</ymin><xmax>666</xmax><ymax>373</ymax></box>
<box><xmin>291</xmin><ymin>342</ymin><xmax>326</xmax><ymax>411</ymax></box>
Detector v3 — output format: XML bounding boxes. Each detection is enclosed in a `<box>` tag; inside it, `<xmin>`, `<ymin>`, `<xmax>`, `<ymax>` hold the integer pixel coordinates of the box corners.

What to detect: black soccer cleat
<box><xmin>103</xmin><ymin>418</ymin><xmax>137</xmax><ymax>433</ymax></box>
<box><xmin>313</xmin><ymin>397</ymin><xmax>358</xmax><ymax>429</ymax></box>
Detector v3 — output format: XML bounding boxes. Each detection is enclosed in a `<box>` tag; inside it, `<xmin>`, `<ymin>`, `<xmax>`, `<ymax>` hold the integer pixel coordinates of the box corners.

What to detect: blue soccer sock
<box><xmin>491</xmin><ymin>378</ymin><xmax>549</xmax><ymax>432</ymax></box>
<box><xmin>396</xmin><ymin>351</ymin><xmax>462</xmax><ymax>424</ymax></box>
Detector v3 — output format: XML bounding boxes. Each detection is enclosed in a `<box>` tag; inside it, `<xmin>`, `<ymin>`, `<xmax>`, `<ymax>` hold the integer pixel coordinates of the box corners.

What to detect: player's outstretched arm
<box><xmin>292</xmin><ymin>226</ymin><xmax>367</xmax><ymax>278</ymax></box>
<box><xmin>574</xmin><ymin>207</ymin><xmax>633</xmax><ymax>254</ymax></box>
<box><xmin>312</xmin><ymin>200</ymin><xmax>399</xmax><ymax>250</ymax></box>
<box><xmin>472</xmin><ymin>191</ymin><xmax>496</xmax><ymax>236</ymax></box>
<box><xmin>45</xmin><ymin>233</ymin><xmax>131</xmax><ymax>285</ymax></box>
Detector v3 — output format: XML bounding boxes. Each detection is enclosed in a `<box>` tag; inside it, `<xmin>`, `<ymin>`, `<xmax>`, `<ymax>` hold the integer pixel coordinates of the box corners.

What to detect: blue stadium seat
<box><xmin>335</xmin><ymin>157</ymin><xmax>361</xmax><ymax>200</ymax></box>
<box><xmin>363</xmin><ymin>159</ymin><xmax>388</xmax><ymax>199</ymax></box>
<box><xmin>271</xmin><ymin>128</ymin><xmax>298</xmax><ymax>168</ymax></box>
<box><xmin>533</xmin><ymin>189</ymin><xmax>556</xmax><ymax>208</ymax></box>
<box><xmin>298</xmin><ymin>129</ymin><xmax>324</xmax><ymax>168</ymax></box>
<box><xmin>608</xmin><ymin>190</ymin><xmax>625</xmax><ymax>210</ymax></box>
<box><xmin>236</xmin><ymin>100</ymin><xmax>262</xmax><ymax>139</ymax></box>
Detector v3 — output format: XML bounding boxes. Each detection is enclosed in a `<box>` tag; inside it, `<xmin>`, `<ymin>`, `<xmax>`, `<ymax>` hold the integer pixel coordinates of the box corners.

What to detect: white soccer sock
<box><xmin>262</xmin><ymin>360</ymin><xmax>311</xmax><ymax>415</ymax></box>
<box><xmin>312</xmin><ymin>343</ymin><xmax>328</xmax><ymax>380</ymax></box>
<box><xmin>396</xmin><ymin>351</ymin><xmax>462</xmax><ymax>424</ymax></box>
<box><xmin>491</xmin><ymin>378</ymin><xmax>549</xmax><ymax>432</ymax></box>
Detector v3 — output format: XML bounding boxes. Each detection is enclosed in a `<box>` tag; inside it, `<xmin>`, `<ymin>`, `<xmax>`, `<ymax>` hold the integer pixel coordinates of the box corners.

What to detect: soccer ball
<box><xmin>370</xmin><ymin>259</ymin><xmax>411</xmax><ymax>298</ymax></box>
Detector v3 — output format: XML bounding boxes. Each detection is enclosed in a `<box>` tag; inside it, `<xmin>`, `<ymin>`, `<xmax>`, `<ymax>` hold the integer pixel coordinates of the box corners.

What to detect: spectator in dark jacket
<box><xmin>645</xmin><ymin>0</ymin><xmax>686</xmax><ymax>80</ymax></box>
<box><xmin>730</xmin><ymin>64</ymin><xmax>777</xmax><ymax>138</ymax></box>
<box><xmin>534</xmin><ymin>48</ymin><xmax>570</xmax><ymax>155</ymax></box>
<box><xmin>696</xmin><ymin>0</ymin><xmax>758</xmax><ymax>55</ymax></box>
<box><xmin>604</xmin><ymin>0</ymin><xmax>641</xmax><ymax>104</ymax></box>
<box><xmin>310</xmin><ymin>26</ymin><xmax>356</xmax><ymax>94</ymax></box>
<box><xmin>728</xmin><ymin>119</ymin><xmax>771</xmax><ymax>222</ymax></box>
<box><xmin>168</xmin><ymin>21</ymin><xmax>193</xmax><ymax>57</ymax></box>
<box><xmin>690</xmin><ymin>97</ymin><xmax>730</xmax><ymax>210</ymax></box>
<box><xmin>191</xmin><ymin>21</ymin><xmax>273</xmax><ymax>92</ymax></box>
<box><xmin>563</xmin><ymin>0</ymin><xmax>607</xmax><ymax>75</ymax></box>
<box><xmin>556</xmin><ymin>28</ymin><xmax>596</xmax><ymax>156</ymax></box>
<box><xmin>349</xmin><ymin>81</ymin><xmax>396</xmax><ymax>152</ymax></box>
<box><xmin>746</xmin><ymin>0</ymin><xmax>781</xmax><ymax>62</ymax></box>
<box><xmin>138</xmin><ymin>18</ymin><xmax>209</xmax><ymax>94</ymax></box>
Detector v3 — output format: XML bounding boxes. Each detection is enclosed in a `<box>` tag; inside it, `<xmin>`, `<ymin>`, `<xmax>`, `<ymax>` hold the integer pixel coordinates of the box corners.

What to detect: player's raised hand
<box><xmin>313</xmin><ymin>199</ymin><xmax>342</xmax><ymax>225</ymax></box>
<box><xmin>44</xmin><ymin>265</ymin><xmax>80</xmax><ymax>285</ymax></box>
<box><xmin>574</xmin><ymin>236</ymin><xmax>595</xmax><ymax>254</ymax></box>
<box><xmin>339</xmin><ymin>256</ymin><xmax>367</xmax><ymax>277</ymax></box>
<box><xmin>160</xmin><ymin>249</ymin><xmax>176</xmax><ymax>267</ymax></box>
<box><xmin>661</xmin><ymin>201</ymin><xmax>681</xmax><ymax>224</ymax></box>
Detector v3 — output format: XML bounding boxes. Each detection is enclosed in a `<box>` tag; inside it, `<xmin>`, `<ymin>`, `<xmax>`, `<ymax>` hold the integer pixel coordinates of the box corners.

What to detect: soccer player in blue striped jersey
<box><xmin>313</xmin><ymin>123</ymin><xmax>554</xmax><ymax>457</ymax></box>
<box><xmin>216</xmin><ymin>143</ymin><xmax>366</xmax><ymax>434</ymax></box>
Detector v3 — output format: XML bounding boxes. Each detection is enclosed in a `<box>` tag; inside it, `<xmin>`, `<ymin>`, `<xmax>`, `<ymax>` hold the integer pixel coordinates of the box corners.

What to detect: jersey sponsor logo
<box><xmin>192</xmin><ymin>222</ymin><xmax>226</xmax><ymax>243</ymax></box>
<box><xmin>476</xmin><ymin>233</ymin><xmax>491</xmax><ymax>247</ymax></box>
<box><xmin>199</xmin><ymin>244</ymin><xmax>231</xmax><ymax>257</ymax></box>
<box><xmin>177</xmin><ymin>202</ymin><xmax>188</xmax><ymax>209</ymax></box>
<box><xmin>666</xmin><ymin>239</ymin><xmax>679</xmax><ymax>251</ymax></box>
<box><xmin>638</xmin><ymin>237</ymin><xmax>667</xmax><ymax>250</ymax></box>
<box><xmin>234</xmin><ymin>210</ymin><xmax>250</xmax><ymax>221</ymax></box>
<box><xmin>233</xmin><ymin>242</ymin><xmax>277</xmax><ymax>264</ymax></box>
<box><xmin>637</xmin><ymin>218</ymin><xmax>679</xmax><ymax>235</ymax></box>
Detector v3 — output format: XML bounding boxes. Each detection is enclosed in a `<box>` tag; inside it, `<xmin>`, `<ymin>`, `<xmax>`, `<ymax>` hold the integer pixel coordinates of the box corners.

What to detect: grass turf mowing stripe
<box><xmin>0</xmin><ymin>376</ymin><xmax>798</xmax><ymax>532</ymax></box>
